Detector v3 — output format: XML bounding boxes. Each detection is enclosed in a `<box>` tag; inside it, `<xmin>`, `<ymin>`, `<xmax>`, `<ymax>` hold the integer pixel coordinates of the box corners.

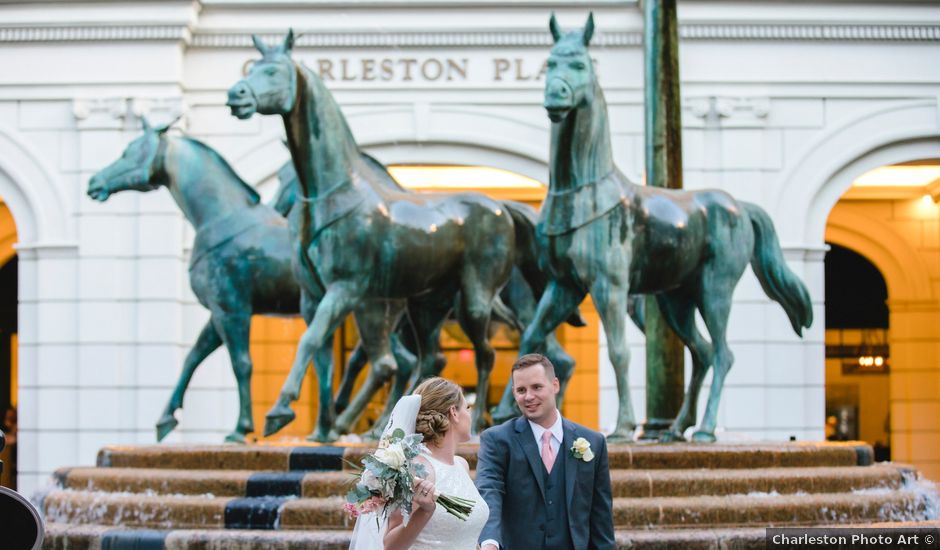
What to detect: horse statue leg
<box><xmin>407</xmin><ymin>294</ymin><xmax>457</xmax><ymax>389</ymax></box>
<box><xmin>590</xmin><ymin>279</ymin><xmax>638</xmax><ymax>443</ymax></box>
<box><xmin>545</xmin><ymin>333</ymin><xmax>575</xmax><ymax>404</ymax></box>
<box><xmin>335</xmin><ymin>316</ymin><xmax>416</xmax><ymax>419</ymax></box>
<box><xmin>334</xmin><ymin>342</ymin><xmax>368</xmax><ymax>415</ymax></box>
<box><xmin>156</xmin><ymin>319</ymin><xmax>223</xmax><ymax>441</ymax></box>
<box><xmin>651</xmin><ymin>290</ymin><xmax>714</xmax><ymax>442</ymax></box>
<box><xmin>265</xmin><ymin>285</ymin><xmax>357</xmax><ymax>439</ymax></box>
<box><xmin>690</xmin><ymin>275</ymin><xmax>738</xmax><ymax>442</ymax></box>
<box><xmin>492</xmin><ymin>280</ymin><xmax>585</xmax><ymax>424</ymax></box>
<box><xmin>331</xmin><ymin>301</ymin><xmax>406</xmax><ymax>438</ymax></box>
<box><xmin>362</xmin><ymin>325</ymin><xmax>420</xmax><ymax>440</ymax></box>
<box><xmin>208</xmin><ymin>311</ymin><xmax>255</xmax><ymax>443</ymax></box>
<box><xmin>454</xmin><ymin>291</ymin><xmax>502</xmax><ymax>434</ymax></box>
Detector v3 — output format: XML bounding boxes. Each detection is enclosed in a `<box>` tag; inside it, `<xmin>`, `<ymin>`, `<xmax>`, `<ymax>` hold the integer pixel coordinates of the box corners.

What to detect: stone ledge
<box><xmin>42</xmin><ymin>487</ymin><xmax>931</xmax><ymax>530</ymax></box>
<box><xmin>57</xmin><ymin>464</ymin><xmax>908</xmax><ymax>499</ymax></box>
<box><xmin>95</xmin><ymin>441</ymin><xmax>874</xmax><ymax>471</ymax></box>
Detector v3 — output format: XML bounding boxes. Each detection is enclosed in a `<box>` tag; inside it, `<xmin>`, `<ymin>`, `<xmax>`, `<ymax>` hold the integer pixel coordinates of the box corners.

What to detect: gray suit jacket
<box><xmin>475</xmin><ymin>415</ymin><xmax>615</xmax><ymax>550</ymax></box>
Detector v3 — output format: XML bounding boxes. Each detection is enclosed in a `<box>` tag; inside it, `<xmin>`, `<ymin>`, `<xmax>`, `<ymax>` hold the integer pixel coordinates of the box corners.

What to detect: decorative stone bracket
<box><xmin>684</xmin><ymin>96</ymin><xmax>771</xmax><ymax>128</ymax></box>
<box><xmin>72</xmin><ymin>97</ymin><xmax>187</xmax><ymax>131</ymax></box>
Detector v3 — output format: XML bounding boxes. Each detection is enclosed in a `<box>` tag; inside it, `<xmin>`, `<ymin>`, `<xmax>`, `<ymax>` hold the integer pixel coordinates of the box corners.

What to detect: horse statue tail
<box><xmin>500</xmin><ymin>200</ymin><xmax>587</xmax><ymax>328</ymax></box>
<box><xmin>742</xmin><ymin>201</ymin><xmax>814</xmax><ymax>335</ymax></box>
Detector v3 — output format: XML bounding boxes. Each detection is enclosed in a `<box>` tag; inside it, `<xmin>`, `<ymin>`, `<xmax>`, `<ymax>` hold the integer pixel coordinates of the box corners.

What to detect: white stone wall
<box><xmin>0</xmin><ymin>0</ymin><xmax>938</xmax><ymax>495</ymax></box>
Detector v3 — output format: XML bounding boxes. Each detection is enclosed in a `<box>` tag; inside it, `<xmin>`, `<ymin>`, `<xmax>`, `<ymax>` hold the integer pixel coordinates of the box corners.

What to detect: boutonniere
<box><xmin>570</xmin><ymin>437</ymin><xmax>594</xmax><ymax>462</ymax></box>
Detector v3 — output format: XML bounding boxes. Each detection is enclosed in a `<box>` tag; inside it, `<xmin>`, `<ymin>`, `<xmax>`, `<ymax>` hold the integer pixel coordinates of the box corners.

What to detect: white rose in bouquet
<box><xmin>376</xmin><ymin>442</ymin><xmax>407</xmax><ymax>470</ymax></box>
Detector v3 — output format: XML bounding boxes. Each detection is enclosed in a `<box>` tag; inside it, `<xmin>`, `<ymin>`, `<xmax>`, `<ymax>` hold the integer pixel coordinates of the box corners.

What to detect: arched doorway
<box><xmin>823</xmin><ymin>243</ymin><xmax>890</xmax><ymax>459</ymax></box>
<box><xmin>773</xmin><ymin>97</ymin><xmax>940</xmax><ymax>479</ymax></box>
<box><xmin>824</xmin><ymin>158</ymin><xmax>940</xmax><ymax>478</ymax></box>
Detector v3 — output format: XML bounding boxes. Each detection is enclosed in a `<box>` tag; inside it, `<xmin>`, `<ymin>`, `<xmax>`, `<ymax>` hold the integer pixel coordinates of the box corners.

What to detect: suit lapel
<box><xmin>513</xmin><ymin>416</ymin><xmax>547</xmax><ymax>501</ymax></box>
<box><xmin>563</xmin><ymin>418</ymin><xmax>578</xmax><ymax>512</ymax></box>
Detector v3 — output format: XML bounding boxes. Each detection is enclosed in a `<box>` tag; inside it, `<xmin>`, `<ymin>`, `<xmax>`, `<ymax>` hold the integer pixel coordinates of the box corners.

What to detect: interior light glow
<box><xmin>388</xmin><ymin>165</ymin><xmax>545</xmax><ymax>190</ymax></box>
<box><xmin>853</xmin><ymin>166</ymin><xmax>940</xmax><ymax>187</ymax></box>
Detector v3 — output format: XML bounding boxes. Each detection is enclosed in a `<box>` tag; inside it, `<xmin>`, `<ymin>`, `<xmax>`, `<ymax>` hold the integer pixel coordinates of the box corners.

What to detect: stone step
<box><xmin>96</xmin><ymin>441</ymin><xmax>873</xmax><ymax>472</ymax></box>
<box><xmin>57</xmin><ymin>464</ymin><xmax>912</xmax><ymax>499</ymax></box>
<box><xmin>610</xmin><ymin>464</ymin><xmax>911</xmax><ymax>498</ymax></box>
<box><xmin>42</xmin><ymin>487</ymin><xmax>930</xmax><ymax>530</ymax></box>
<box><xmin>613</xmin><ymin>490</ymin><xmax>930</xmax><ymax>528</ymax></box>
<box><xmin>55</xmin><ymin>467</ymin><xmax>353</xmax><ymax>498</ymax></box>
<box><xmin>43</xmin><ymin>521</ymin><xmax>940</xmax><ymax>550</ymax></box>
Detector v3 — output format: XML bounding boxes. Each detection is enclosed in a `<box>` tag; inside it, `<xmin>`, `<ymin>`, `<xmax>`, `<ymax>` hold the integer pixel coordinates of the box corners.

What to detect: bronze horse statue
<box><xmin>228</xmin><ymin>30</ymin><xmax>529</xmax><ymax>435</ymax></box>
<box><xmin>87</xmin><ymin>119</ymin><xmax>319</xmax><ymax>443</ymax></box>
<box><xmin>272</xmin><ymin>162</ymin><xmax>585</xmax><ymax>432</ymax></box>
<box><xmin>491</xmin><ymin>14</ymin><xmax>813</xmax><ymax>442</ymax></box>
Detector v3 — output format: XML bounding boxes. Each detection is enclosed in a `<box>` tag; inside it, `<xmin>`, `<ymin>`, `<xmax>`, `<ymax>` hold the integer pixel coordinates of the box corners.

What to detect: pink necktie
<box><xmin>541</xmin><ymin>430</ymin><xmax>555</xmax><ymax>473</ymax></box>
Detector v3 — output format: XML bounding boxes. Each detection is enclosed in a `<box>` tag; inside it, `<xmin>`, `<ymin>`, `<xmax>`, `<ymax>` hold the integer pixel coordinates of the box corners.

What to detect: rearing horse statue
<box><xmin>498</xmin><ymin>14</ymin><xmax>813</xmax><ymax>442</ymax></box>
<box><xmin>227</xmin><ymin>30</ymin><xmax>518</xmax><ymax>433</ymax></box>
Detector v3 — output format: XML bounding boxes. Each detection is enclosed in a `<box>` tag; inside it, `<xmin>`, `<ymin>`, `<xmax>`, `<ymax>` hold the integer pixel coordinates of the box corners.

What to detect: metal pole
<box><xmin>639</xmin><ymin>0</ymin><xmax>686</xmax><ymax>440</ymax></box>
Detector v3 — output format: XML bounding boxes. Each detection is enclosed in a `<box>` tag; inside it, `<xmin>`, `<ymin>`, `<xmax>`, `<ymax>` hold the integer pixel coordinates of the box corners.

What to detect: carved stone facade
<box><xmin>0</xmin><ymin>0</ymin><xmax>938</xmax><ymax>494</ymax></box>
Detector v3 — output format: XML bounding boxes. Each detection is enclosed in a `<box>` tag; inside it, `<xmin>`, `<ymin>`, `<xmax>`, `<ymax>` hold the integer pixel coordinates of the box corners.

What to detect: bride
<box><xmin>350</xmin><ymin>377</ymin><xmax>489</xmax><ymax>550</ymax></box>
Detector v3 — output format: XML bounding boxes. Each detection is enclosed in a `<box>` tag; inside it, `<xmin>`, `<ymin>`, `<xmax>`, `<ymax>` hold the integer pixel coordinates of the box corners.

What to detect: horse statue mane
<box><xmin>179</xmin><ymin>136</ymin><xmax>262</xmax><ymax>205</ymax></box>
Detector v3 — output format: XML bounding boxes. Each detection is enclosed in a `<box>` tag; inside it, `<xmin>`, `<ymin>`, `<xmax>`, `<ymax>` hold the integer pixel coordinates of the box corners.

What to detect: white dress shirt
<box><xmin>481</xmin><ymin>410</ymin><xmax>563</xmax><ymax>550</ymax></box>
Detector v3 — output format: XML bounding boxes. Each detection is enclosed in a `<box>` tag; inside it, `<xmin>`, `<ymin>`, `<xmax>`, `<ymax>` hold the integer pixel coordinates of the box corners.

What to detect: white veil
<box><xmin>348</xmin><ymin>394</ymin><xmax>422</xmax><ymax>550</ymax></box>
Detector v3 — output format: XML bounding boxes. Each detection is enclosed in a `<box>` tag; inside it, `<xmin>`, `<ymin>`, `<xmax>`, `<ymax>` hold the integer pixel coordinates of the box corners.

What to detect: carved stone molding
<box><xmin>0</xmin><ymin>25</ymin><xmax>189</xmax><ymax>43</ymax></box>
<box><xmin>192</xmin><ymin>30</ymin><xmax>641</xmax><ymax>48</ymax></box>
<box><xmin>193</xmin><ymin>24</ymin><xmax>940</xmax><ymax>49</ymax></box>
<box><xmin>680</xmin><ymin>23</ymin><xmax>940</xmax><ymax>42</ymax></box>
<box><xmin>0</xmin><ymin>24</ymin><xmax>936</xmax><ymax>46</ymax></box>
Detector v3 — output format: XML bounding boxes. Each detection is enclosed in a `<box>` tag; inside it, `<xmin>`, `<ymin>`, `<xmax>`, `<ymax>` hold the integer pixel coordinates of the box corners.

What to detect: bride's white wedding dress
<box><xmin>408</xmin><ymin>453</ymin><xmax>489</xmax><ymax>550</ymax></box>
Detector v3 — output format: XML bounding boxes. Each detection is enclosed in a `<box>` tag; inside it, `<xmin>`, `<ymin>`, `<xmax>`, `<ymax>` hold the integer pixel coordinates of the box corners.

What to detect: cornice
<box><xmin>0</xmin><ymin>22</ymin><xmax>936</xmax><ymax>45</ymax></box>
<box><xmin>681</xmin><ymin>23</ymin><xmax>940</xmax><ymax>41</ymax></box>
<box><xmin>193</xmin><ymin>24</ymin><xmax>940</xmax><ymax>48</ymax></box>
<box><xmin>0</xmin><ymin>24</ymin><xmax>190</xmax><ymax>42</ymax></box>
<box><xmin>192</xmin><ymin>30</ymin><xmax>641</xmax><ymax>48</ymax></box>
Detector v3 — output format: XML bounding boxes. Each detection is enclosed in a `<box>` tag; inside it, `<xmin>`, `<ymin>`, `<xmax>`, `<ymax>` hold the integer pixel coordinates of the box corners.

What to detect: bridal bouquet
<box><xmin>343</xmin><ymin>428</ymin><xmax>475</xmax><ymax>522</ymax></box>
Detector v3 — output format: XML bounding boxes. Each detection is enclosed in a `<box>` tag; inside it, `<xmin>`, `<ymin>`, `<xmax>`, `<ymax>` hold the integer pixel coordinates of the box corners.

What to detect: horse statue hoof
<box><xmin>606</xmin><ymin>429</ymin><xmax>634</xmax><ymax>444</ymax></box>
<box><xmin>264</xmin><ymin>405</ymin><xmax>296</xmax><ymax>436</ymax></box>
<box><xmin>657</xmin><ymin>430</ymin><xmax>686</xmax><ymax>443</ymax></box>
<box><xmin>224</xmin><ymin>431</ymin><xmax>248</xmax><ymax>444</ymax></box>
<box><xmin>155</xmin><ymin>415</ymin><xmax>179</xmax><ymax>442</ymax></box>
<box><xmin>691</xmin><ymin>430</ymin><xmax>717</xmax><ymax>443</ymax></box>
<box><xmin>305</xmin><ymin>429</ymin><xmax>336</xmax><ymax>443</ymax></box>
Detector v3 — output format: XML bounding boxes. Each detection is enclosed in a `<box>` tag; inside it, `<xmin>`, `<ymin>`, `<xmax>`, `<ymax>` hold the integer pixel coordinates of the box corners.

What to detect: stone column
<box><xmin>888</xmin><ymin>300</ymin><xmax>940</xmax><ymax>481</ymax></box>
<box><xmin>15</xmin><ymin>243</ymin><xmax>80</xmax><ymax>496</ymax></box>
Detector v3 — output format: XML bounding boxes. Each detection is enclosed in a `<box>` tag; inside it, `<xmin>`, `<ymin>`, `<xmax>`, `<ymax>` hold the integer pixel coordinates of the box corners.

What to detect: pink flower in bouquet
<box><xmin>361</xmin><ymin>495</ymin><xmax>387</xmax><ymax>514</ymax></box>
<box><xmin>342</xmin><ymin>502</ymin><xmax>360</xmax><ymax>518</ymax></box>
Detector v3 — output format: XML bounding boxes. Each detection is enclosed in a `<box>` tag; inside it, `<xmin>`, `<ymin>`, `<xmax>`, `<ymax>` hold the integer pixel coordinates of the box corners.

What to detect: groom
<box><xmin>476</xmin><ymin>353</ymin><xmax>615</xmax><ymax>550</ymax></box>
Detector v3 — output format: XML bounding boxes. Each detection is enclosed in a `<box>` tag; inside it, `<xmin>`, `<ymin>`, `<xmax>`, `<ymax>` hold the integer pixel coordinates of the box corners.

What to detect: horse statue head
<box><xmin>544</xmin><ymin>13</ymin><xmax>596</xmax><ymax>123</ymax></box>
<box><xmin>227</xmin><ymin>30</ymin><xmax>298</xmax><ymax>119</ymax></box>
<box><xmin>87</xmin><ymin>117</ymin><xmax>177</xmax><ymax>201</ymax></box>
